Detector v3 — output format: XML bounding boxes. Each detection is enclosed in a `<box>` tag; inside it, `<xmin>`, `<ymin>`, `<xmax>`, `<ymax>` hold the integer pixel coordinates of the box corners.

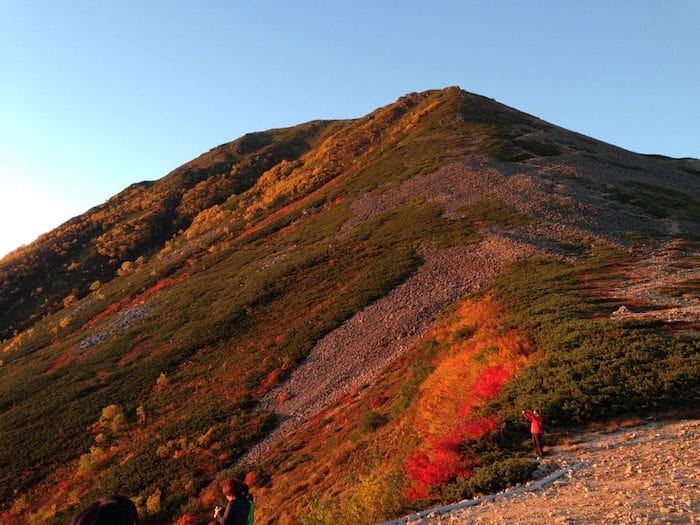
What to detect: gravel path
<box><xmin>239</xmin><ymin>235</ymin><xmax>542</xmax><ymax>465</ymax></box>
<box><xmin>395</xmin><ymin>419</ymin><xmax>700</xmax><ymax>525</ymax></box>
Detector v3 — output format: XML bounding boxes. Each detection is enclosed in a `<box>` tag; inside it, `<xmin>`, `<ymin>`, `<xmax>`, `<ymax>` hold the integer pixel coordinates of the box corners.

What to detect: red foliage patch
<box><xmin>368</xmin><ymin>394</ymin><xmax>388</xmax><ymax>410</ymax></box>
<box><xmin>458</xmin><ymin>365</ymin><xmax>513</xmax><ymax>417</ymax></box>
<box><xmin>404</xmin><ymin>414</ymin><xmax>500</xmax><ymax>500</ymax></box>
<box><xmin>244</xmin><ymin>471</ymin><xmax>258</xmax><ymax>487</ymax></box>
<box><xmin>405</xmin><ymin>436</ymin><xmax>473</xmax><ymax>500</ymax></box>
<box><xmin>44</xmin><ymin>349</ymin><xmax>79</xmax><ymax>375</ymax></box>
<box><xmin>82</xmin><ymin>298</ymin><xmax>129</xmax><ymax>329</ymax></box>
<box><xmin>200</xmin><ymin>488</ymin><xmax>217</xmax><ymax>508</ymax></box>
<box><xmin>260</xmin><ymin>368</ymin><xmax>284</xmax><ymax>390</ymax></box>
<box><xmin>117</xmin><ymin>339</ymin><xmax>151</xmax><ymax>366</ymax></box>
<box><xmin>82</xmin><ymin>278</ymin><xmax>179</xmax><ymax>331</ymax></box>
<box><xmin>459</xmin><ymin>415</ymin><xmax>500</xmax><ymax>439</ymax></box>
<box><xmin>173</xmin><ymin>513</ymin><xmax>195</xmax><ymax>525</ymax></box>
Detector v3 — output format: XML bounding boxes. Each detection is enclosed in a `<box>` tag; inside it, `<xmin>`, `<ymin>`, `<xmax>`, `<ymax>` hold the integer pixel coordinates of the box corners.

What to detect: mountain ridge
<box><xmin>1</xmin><ymin>87</ymin><xmax>698</xmax><ymax>524</ymax></box>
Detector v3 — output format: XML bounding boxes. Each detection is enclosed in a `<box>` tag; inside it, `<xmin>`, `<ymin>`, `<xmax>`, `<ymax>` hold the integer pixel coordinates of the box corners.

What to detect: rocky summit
<box><xmin>1</xmin><ymin>87</ymin><xmax>698</xmax><ymax>524</ymax></box>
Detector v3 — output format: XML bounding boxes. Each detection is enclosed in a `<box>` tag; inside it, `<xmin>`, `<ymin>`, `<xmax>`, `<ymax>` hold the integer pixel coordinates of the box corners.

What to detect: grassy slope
<box><xmin>0</xmin><ymin>87</ymin><xmax>520</xmax><ymax>523</ymax></box>
<box><xmin>0</xmin><ymin>87</ymin><xmax>697</xmax><ymax>524</ymax></box>
<box><xmin>0</xmin><ymin>120</ymin><xmax>337</xmax><ymax>342</ymax></box>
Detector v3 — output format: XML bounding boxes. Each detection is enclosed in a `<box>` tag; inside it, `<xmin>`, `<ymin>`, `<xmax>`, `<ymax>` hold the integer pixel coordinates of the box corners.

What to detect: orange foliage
<box><xmin>368</xmin><ymin>394</ymin><xmax>388</xmax><ymax>410</ymax></box>
<box><xmin>405</xmin><ymin>294</ymin><xmax>535</xmax><ymax>499</ymax></box>
<box><xmin>0</xmin><ymin>510</ymin><xmax>23</xmax><ymax>524</ymax></box>
<box><xmin>260</xmin><ymin>368</ymin><xmax>284</xmax><ymax>390</ymax></box>
<box><xmin>244</xmin><ymin>471</ymin><xmax>258</xmax><ymax>487</ymax></box>
<box><xmin>414</xmin><ymin>295</ymin><xmax>532</xmax><ymax>436</ymax></box>
<box><xmin>200</xmin><ymin>488</ymin><xmax>217</xmax><ymax>508</ymax></box>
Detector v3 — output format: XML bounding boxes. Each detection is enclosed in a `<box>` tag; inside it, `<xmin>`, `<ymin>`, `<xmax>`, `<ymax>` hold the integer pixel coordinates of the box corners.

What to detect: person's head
<box><xmin>533</xmin><ymin>409</ymin><xmax>541</xmax><ymax>416</ymax></box>
<box><xmin>221</xmin><ymin>478</ymin><xmax>246</xmax><ymax>500</ymax></box>
<box><xmin>72</xmin><ymin>495</ymin><xmax>139</xmax><ymax>525</ymax></box>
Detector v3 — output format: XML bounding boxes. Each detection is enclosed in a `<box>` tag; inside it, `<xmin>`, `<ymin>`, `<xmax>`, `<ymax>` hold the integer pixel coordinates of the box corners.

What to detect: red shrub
<box><xmin>458</xmin><ymin>365</ymin><xmax>513</xmax><ymax>417</ymax></box>
<box><xmin>460</xmin><ymin>415</ymin><xmax>500</xmax><ymax>439</ymax></box>
<box><xmin>244</xmin><ymin>471</ymin><xmax>258</xmax><ymax>487</ymax></box>
<box><xmin>173</xmin><ymin>514</ymin><xmax>194</xmax><ymax>525</ymax></box>
<box><xmin>405</xmin><ymin>432</ymin><xmax>473</xmax><ymax>500</ymax></box>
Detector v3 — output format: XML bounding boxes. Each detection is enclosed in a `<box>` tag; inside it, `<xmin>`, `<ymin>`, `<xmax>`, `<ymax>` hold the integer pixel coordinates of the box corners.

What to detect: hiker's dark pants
<box><xmin>532</xmin><ymin>433</ymin><xmax>544</xmax><ymax>456</ymax></box>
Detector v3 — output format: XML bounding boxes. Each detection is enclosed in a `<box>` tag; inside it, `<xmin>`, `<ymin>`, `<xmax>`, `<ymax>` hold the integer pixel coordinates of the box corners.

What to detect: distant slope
<box><xmin>0</xmin><ymin>119</ymin><xmax>338</xmax><ymax>340</ymax></box>
<box><xmin>0</xmin><ymin>87</ymin><xmax>698</xmax><ymax>524</ymax></box>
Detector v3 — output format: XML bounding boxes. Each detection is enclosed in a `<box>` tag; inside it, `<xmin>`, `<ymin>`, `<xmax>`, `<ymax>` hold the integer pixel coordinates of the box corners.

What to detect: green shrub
<box><xmin>359</xmin><ymin>410</ymin><xmax>388</xmax><ymax>434</ymax></box>
<box><xmin>440</xmin><ymin>458</ymin><xmax>533</xmax><ymax>502</ymax></box>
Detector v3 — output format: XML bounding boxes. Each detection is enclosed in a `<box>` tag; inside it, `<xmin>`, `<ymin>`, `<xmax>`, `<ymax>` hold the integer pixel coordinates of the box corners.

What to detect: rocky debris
<box><xmin>611</xmin><ymin>305</ymin><xmax>631</xmax><ymax>317</ymax></box>
<box><xmin>79</xmin><ymin>331</ymin><xmax>110</xmax><ymax>351</ymax></box>
<box><xmin>112</xmin><ymin>304</ymin><xmax>151</xmax><ymax>331</ymax></box>
<box><xmin>71</xmin><ymin>298</ymin><xmax>96</xmax><ymax>316</ymax></box>
<box><xmin>340</xmin><ymin>157</ymin><xmax>516</xmax><ymax>234</ymax></box>
<box><xmin>339</xmin><ymin>149</ymin><xmax>700</xmax><ymax>258</ymax></box>
<box><xmin>611</xmin><ymin>305</ymin><xmax>700</xmax><ymax>324</ymax></box>
<box><xmin>605</xmin><ymin>242</ymin><xmax>700</xmax><ymax>324</ymax></box>
<box><xmin>338</xmin><ymin>156</ymin><xmax>622</xmax><ymax>253</ymax></box>
<box><xmin>78</xmin><ymin>303</ymin><xmax>151</xmax><ymax>351</ymax></box>
<box><xmin>160</xmin><ymin>228</ymin><xmax>224</xmax><ymax>264</ymax></box>
<box><xmin>239</xmin><ymin>235</ymin><xmax>543</xmax><ymax>466</ymax></box>
<box><xmin>260</xmin><ymin>244</ymin><xmax>298</xmax><ymax>269</ymax></box>
<box><xmin>397</xmin><ymin>419</ymin><xmax>700</xmax><ymax>524</ymax></box>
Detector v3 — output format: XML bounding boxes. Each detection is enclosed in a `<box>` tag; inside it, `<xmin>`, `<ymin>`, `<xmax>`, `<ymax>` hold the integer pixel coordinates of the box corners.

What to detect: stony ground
<box><xmin>401</xmin><ymin>419</ymin><xmax>700</xmax><ymax>525</ymax></box>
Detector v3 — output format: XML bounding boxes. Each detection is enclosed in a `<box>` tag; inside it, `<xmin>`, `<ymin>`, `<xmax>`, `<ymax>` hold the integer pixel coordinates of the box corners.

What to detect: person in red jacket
<box><xmin>522</xmin><ymin>409</ymin><xmax>544</xmax><ymax>459</ymax></box>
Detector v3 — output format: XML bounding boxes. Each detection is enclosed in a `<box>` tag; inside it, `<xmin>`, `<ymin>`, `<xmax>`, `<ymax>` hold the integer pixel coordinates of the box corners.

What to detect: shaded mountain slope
<box><xmin>0</xmin><ymin>120</ymin><xmax>338</xmax><ymax>341</ymax></box>
<box><xmin>0</xmin><ymin>87</ymin><xmax>698</xmax><ymax>524</ymax></box>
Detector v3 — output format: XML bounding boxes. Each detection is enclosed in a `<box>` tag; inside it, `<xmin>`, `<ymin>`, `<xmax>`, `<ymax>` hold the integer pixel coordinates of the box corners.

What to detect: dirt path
<box><xmin>392</xmin><ymin>419</ymin><xmax>700</xmax><ymax>524</ymax></box>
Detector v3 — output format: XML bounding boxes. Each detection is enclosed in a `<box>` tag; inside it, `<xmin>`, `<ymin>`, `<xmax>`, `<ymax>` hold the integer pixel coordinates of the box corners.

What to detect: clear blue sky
<box><xmin>1</xmin><ymin>1</ymin><xmax>699</xmax><ymax>258</ymax></box>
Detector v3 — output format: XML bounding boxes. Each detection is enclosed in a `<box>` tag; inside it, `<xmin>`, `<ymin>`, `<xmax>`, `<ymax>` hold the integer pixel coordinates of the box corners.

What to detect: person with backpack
<box><xmin>522</xmin><ymin>409</ymin><xmax>544</xmax><ymax>459</ymax></box>
<box><xmin>214</xmin><ymin>478</ymin><xmax>251</xmax><ymax>525</ymax></box>
<box><xmin>243</xmin><ymin>483</ymin><xmax>255</xmax><ymax>525</ymax></box>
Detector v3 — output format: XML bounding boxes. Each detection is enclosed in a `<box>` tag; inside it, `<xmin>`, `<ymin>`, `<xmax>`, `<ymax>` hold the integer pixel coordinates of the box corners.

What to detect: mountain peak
<box><xmin>1</xmin><ymin>89</ymin><xmax>697</xmax><ymax>524</ymax></box>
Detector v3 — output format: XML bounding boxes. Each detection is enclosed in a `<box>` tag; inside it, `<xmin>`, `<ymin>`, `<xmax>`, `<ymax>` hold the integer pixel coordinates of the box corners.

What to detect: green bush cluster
<box><xmin>486</xmin><ymin>255</ymin><xmax>700</xmax><ymax>431</ymax></box>
<box><xmin>359</xmin><ymin>410</ymin><xmax>389</xmax><ymax>434</ymax></box>
<box><xmin>440</xmin><ymin>458</ymin><xmax>534</xmax><ymax>502</ymax></box>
